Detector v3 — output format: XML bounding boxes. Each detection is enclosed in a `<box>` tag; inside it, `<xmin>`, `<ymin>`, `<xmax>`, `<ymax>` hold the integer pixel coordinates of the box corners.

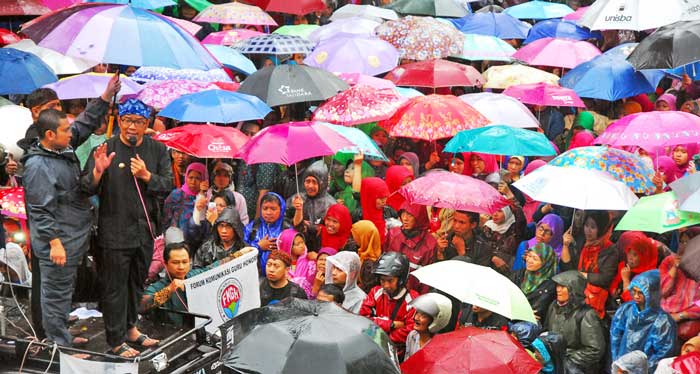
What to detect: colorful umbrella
<box><xmin>445</xmin><ymin>125</ymin><xmax>556</xmax><ymax>156</ymax></box>
<box><xmin>384</xmin><ymin>59</ymin><xmax>484</xmax><ymax>88</ymax></box>
<box><xmin>0</xmin><ymin>105</ymin><xmax>33</xmax><ymax>160</ymax></box>
<box><xmin>503</xmin><ymin>82</ymin><xmax>586</xmax><ymax>108</ymax></box>
<box><xmin>83</xmin><ymin>0</ymin><xmax>175</xmax><ymax>9</ymax></box>
<box><xmin>513</xmin><ymin>37</ymin><xmax>601</xmax><ymax>69</ymax></box>
<box><xmin>504</xmin><ymin>0</ymin><xmax>574</xmax><ymax>20</ymax></box>
<box><xmin>384</xmin><ymin>0</ymin><xmax>469</xmax><ymax>18</ymax></box>
<box><xmin>44</xmin><ymin>73</ymin><xmax>143</xmax><ymax>100</ymax></box>
<box><xmin>579</xmin><ymin>0</ymin><xmax>698</xmax><ymax>31</ymax></box>
<box><xmin>0</xmin><ymin>29</ymin><xmax>22</xmax><ymax>47</ymax></box>
<box><xmin>5</xmin><ymin>39</ymin><xmax>97</xmax><ymax>75</ymax></box>
<box><xmin>549</xmin><ymin>146</ymin><xmax>656</xmax><ymax>194</ymax></box>
<box><xmin>0</xmin><ymin>187</ymin><xmax>26</xmax><ymax>220</ymax></box>
<box><xmin>235</xmin><ymin>121</ymin><xmax>356</xmax><ymax>166</ymax></box>
<box><xmin>42</xmin><ymin>0</ymin><xmax>80</xmax><ymax>11</ymax></box>
<box><xmin>193</xmin><ymin>2</ymin><xmax>277</xmax><ymax>25</ymax></box>
<box><xmin>312</xmin><ymin>85</ymin><xmax>405</xmax><ymax>126</ymax></box>
<box><xmin>242</xmin><ymin>0</ymin><xmax>326</xmax><ymax>16</ymax></box>
<box><xmin>162</xmin><ymin>14</ymin><xmax>204</xmax><ymax>35</ymax></box>
<box><xmin>375</xmin><ymin>16</ymin><xmax>464</xmax><ymax>61</ymax></box>
<box><xmin>409</xmin><ymin>261</ymin><xmax>537</xmax><ymax>323</ymax></box>
<box><xmin>158</xmin><ymin>90</ymin><xmax>271</xmax><ymax>123</ymax></box>
<box><xmin>201</xmin><ymin>29</ymin><xmax>264</xmax><ymax>46</ymax></box>
<box><xmin>21</xmin><ymin>4</ymin><xmax>221</xmax><ymax>70</ymax></box>
<box><xmin>482</xmin><ymin>64</ymin><xmax>559</xmax><ymax>89</ymax></box>
<box><xmin>204</xmin><ymin>44</ymin><xmax>256</xmax><ymax>75</ymax></box>
<box><xmin>401</xmin><ymin>326</ymin><xmax>542</xmax><ymax>374</ymax></box>
<box><xmin>627</xmin><ymin>20</ymin><xmax>700</xmax><ymax>70</ymax></box>
<box><xmin>594</xmin><ymin>111</ymin><xmax>700</xmax><ymax>149</ymax></box>
<box><xmin>449</xmin><ymin>11</ymin><xmax>531</xmax><ymax>39</ymax></box>
<box><xmin>320</xmin><ymin>123</ymin><xmax>389</xmax><ymax>161</ymax></box>
<box><xmin>513</xmin><ymin>165</ymin><xmax>640</xmax><ymax>210</ymax></box>
<box><xmin>671</xmin><ymin>173</ymin><xmax>700</xmax><ymax>213</ymax></box>
<box><xmin>451</xmin><ymin>33</ymin><xmax>515</xmax><ymax>62</ymax></box>
<box><xmin>562</xmin><ymin>6</ymin><xmax>588</xmax><ymax>21</ymax></box>
<box><xmin>307</xmin><ymin>17</ymin><xmax>381</xmax><ymax>44</ymax></box>
<box><xmin>238</xmin><ymin>64</ymin><xmax>349</xmax><ymax>107</ymax></box>
<box><xmin>615</xmin><ymin>191</ymin><xmax>700</xmax><ymax>234</ymax></box>
<box><xmin>336</xmin><ymin>72</ymin><xmax>396</xmax><ymax>90</ymax></box>
<box><xmin>329</xmin><ymin>4</ymin><xmax>399</xmax><ymax>22</ymax></box>
<box><xmin>273</xmin><ymin>24</ymin><xmax>319</xmax><ymax>39</ymax></box>
<box><xmin>459</xmin><ymin>92</ymin><xmax>539</xmax><ymax>128</ymax></box>
<box><xmin>0</xmin><ymin>0</ymin><xmax>49</xmax><ymax>15</ymax></box>
<box><xmin>154</xmin><ymin>123</ymin><xmax>249</xmax><ymax>158</ymax></box>
<box><xmin>0</xmin><ymin>48</ymin><xmax>57</xmax><ymax>95</ymax></box>
<box><xmin>523</xmin><ymin>19</ymin><xmax>601</xmax><ymax>45</ymax></box>
<box><xmin>381</xmin><ymin>94</ymin><xmax>488</xmax><ymax>141</ymax></box>
<box><xmin>131</xmin><ymin>66</ymin><xmax>232</xmax><ymax>83</ymax></box>
<box><xmin>394</xmin><ymin>87</ymin><xmax>424</xmax><ymax>99</ymax></box>
<box><xmin>304</xmin><ymin>36</ymin><xmax>399</xmax><ymax>76</ymax></box>
<box><xmin>137</xmin><ymin>80</ymin><xmax>220</xmax><ymax>109</ymax></box>
<box><xmin>398</xmin><ymin>170</ymin><xmax>509</xmax><ymax>214</ymax></box>
<box><xmin>234</xmin><ymin>34</ymin><xmax>314</xmax><ymax>55</ymax></box>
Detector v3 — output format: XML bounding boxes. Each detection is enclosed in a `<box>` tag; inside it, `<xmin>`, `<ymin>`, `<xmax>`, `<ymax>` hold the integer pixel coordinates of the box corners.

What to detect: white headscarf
<box><xmin>484</xmin><ymin>206</ymin><xmax>516</xmax><ymax>234</ymax></box>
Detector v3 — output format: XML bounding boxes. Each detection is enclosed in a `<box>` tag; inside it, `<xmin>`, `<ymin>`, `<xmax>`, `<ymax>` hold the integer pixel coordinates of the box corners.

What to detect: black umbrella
<box><xmin>627</xmin><ymin>20</ymin><xmax>700</xmax><ymax>70</ymax></box>
<box><xmin>238</xmin><ymin>64</ymin><xmax>349</xmax><ymax>107</ymax></box>
<box><xmin>220</xmin><ymin>298</ymin><xmax>400</xmax><ymax>374</ymax></box>
<box><xmin>384</xmin><ymin>0</ymin><xmax>469</xmax><ymax>18</ymax></box>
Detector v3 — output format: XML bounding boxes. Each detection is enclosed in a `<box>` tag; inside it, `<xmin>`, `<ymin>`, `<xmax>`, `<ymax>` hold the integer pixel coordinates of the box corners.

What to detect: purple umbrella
<box><xmin>307</xmin><ymin>17</ymin><xmax>381</xmax><ymax>44</ymax></box>
<box><xmin>304</xmin><ymin>35</ymin><xmax>399</xmax><ymax>76</ymax></box>
<box><xmin>44</xmin><ymin>73</ymin><xmax>143</xmax><ymax>100</ymax></box>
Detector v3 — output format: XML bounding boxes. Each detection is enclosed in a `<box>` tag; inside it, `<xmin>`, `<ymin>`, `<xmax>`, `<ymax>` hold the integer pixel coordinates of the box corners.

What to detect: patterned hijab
<box><xmin>520</xmin><ymin>243</ymin><xmax>557</xmax><ymax>295</ymax></box>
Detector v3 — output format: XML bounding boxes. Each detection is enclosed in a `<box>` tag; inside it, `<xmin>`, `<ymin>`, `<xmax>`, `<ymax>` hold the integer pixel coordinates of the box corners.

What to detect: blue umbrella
<box><xmin>0</xmin><ymin>48</ymin><xmax>57</xmax><ymax>95</ymax></box>
<box><xmin>524</xmin><ymin>19</ymin><xmax>601</xmax><ymax>44</ymax></box>
<box><xmin>320</xmin><ymin>123</ymin><xmax>389</xmax><ymax>161</ymax></box>
<box><xmin>449</xmin><ymin>12</ymin><xmax>530</xmax><ymax>39</ymax></box>
<box><xmin>83</xmin><ymin>0</ymin><xmax>175</xmax><ymax>9</ymax></box>
<box><xmin>504</xmin><ymin>1</ymin><xmax>574</xmax><ymax>20</ymax></box>
<box><xmin>158</xmin><ymin>89</ymin><xmax>272</xmax><ymax>123</ymax></box>
<box><xmin>394</xmin><ymin>87</ymin><xmax>424</xmax><ymax>98</ymax></box>
<box><xmin>204</xmin><ymin>44</ymin><xmax>257</xmax><ymax>75</ymax></box>
<box><xmin>444</xmin><ymin>125</ymin><xmax>557</xmax><ymax>156</ymax></box>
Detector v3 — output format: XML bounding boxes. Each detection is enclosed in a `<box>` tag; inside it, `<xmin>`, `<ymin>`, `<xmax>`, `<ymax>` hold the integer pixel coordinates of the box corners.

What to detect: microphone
<box><xmin>128</xmin><ymin>136</ymin><xmax>137</xmax><ymax>147</ymax></box>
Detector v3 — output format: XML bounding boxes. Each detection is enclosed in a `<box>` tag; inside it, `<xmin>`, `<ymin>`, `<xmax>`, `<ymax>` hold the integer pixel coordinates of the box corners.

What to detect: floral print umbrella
<box><xmin>193</xmin><ymin>2</ymin><xmax>277</xmax><ymax>26</ymax></box>
<box><xmin>375</xmin><ymin>16</ymin><xmax>464</xmax><ymax>61</ymax></box>
<box><xmin>313</xmin><ymin>85</ymin><xmax>406</xmax><ymax>126</ymax></box>
<box><xmin>137</xmin><ymin>80</ymin><xmax>226</xmax><ymax>109</ymax></box>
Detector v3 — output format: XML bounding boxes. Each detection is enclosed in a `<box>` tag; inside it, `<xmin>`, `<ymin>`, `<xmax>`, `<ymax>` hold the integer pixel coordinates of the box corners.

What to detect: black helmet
<box><xmin>373</xmin><ymin>252</ymin><xmax>410</xmax><ymax>288</ymax></box>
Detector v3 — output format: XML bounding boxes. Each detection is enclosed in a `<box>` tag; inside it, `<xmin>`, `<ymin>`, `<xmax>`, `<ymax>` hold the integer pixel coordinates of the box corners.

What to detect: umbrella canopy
<box><xmin>394</xmin><ymin>87</ymin><xmax>424</xmax><ymax>99</ymax></box>
<box><xmin>449</xmin><ymin>11</ymin><xmax>530</xmax><ymax>39</ymax></box>
<box><xmin>562</xmin><ymin>6</ymin><xmax>588</xmax><ymax>21</ymax></box>
<box><xmin>204</xmin><ymin>44</ymin><xmax>256</xmax><ymax>75</ymax></box>
<box><xmin>330</xmin><ymin>4</ymin><xmax>399</xmax><ymax>22</ymax></box>
<box><xmin>0</xmin><ymin>29</ymin><xmax>22</xmax><ymax>47</ymax></box>
<box><xmin>201</xmin><ymin>29</ymin><xmax>264</xmax><ymax>46</ymax></box>
<box><xmin>0</xmin><ymin>105</ymin><xmax>34</xmax><ymax>159</ymax></box>
<box><xmin>131</xmin><ymin>66</ymin><xmax>232</xmax><ymax>83</ymax></box>
<box><xmin>0</xmin><ymin>0</ymin><xmax>49</xmax><ymax>15</ymax></box>
<box><xmin>401</xmin><ymin>327</ymin><xmax>542</xmax><ymax>374</ymax></box>
<box><xmin>451</xmin><ymin>33</ymin><xmax>516</xmax><ymax>62</ymax></box>
<box><xmin>380</xmin><ymin>94</ymin><xmax>489</xmax><ymax>141</ymax></box>
<box><xmin>376</xmin><ymin>16</ymin><xmax>464</xmax><ymax>61</ymax></box>
<box><xmin>304</xmin><ymin>36</ymin><xmax>399</xmax><ymax>76</ymax></box>
<box><xmin>238</xmin><ymin>64</ymin><xmax>349</xmax><ymax>107</ymax></box>
<box><xmin>411</xmin><ymin>261</ymin><xmax>537</xmax><ymax>322</ymax></box>
<box><xmin>0</xmin><ymin>187</ymin><xmax>26</xmax><ymax>220</ymax></box>
<box><xmin>320</xmin><ymin>123</ymin><xmax>389</xmax><ymax>161</ymax></box>
<box><xmin>83</xmin><ymin>0</ymin><xmax>175</xmax><ymax>9</ymax></box>
<box><xmin>307</xmin><ymin>17</ymin><xmax>381</xmax><ymax>44</ymax></box>
<box><xmin>0</xmin><ymin>48</ymin><xmax>57</xmax><ymax>95</ymax></box>
<box><xmin>503</xmin><ymin>82</ymin><xmax>586</xmax><ymax>108</ymax></box>
<box><xmin>523</xmin><ymin>19</ymin><xmax>602</xmax><ymax>45</ymax></box>
<box><xmin>242</xmin><ymin>0</ymin><xmax>326</xmax><ymax>16</ymax></box>
<box><xmin>459</xmin><ymin>92</ymin><xmax>539</xmax><ymax>128</ymax></box>
<box><xmin>136</xmin><ymin>80</ymin><xmax>223</xmax><ymax>109</ymax></box>
<box><xmin>158</xmin><ymin>89</ymin><xmax>271</xmax><ymax>123</ymax></box>
<box><xmin>221</xmin><ymin>298</ymin><xmax>400</xmax><ymax>374</ymax></box>
<box><xmin>193</xmin><ymin>2</ymin><xmax>277</xmax><ymax>25</ymax></box>
<box><xmin>21</xmin><ymin>3</ymin><xmax>221</xmax><ymax>70</ymax></box>
<box><xmin>579</xmin><ymin>0</ymin><xmax>700</xmax><ymax>31</ymax></box>
<box><xmin>594</xmin><ymin>111</ymin><xmax>700</xmax><ymax>149</ymax></box>
<box><xmin>273</xmin><ymin>24</ymin><xmax>319</xmax><ymax>38</ymax></box>
<box><xmin>513</xmin><ymin>165</ymin><xmax>640</xmax><ymax>210</ymax></box>
<box><xmin>312</xmin><ymin>85</ymin><xmax>405</xmax><ymax>126</ymax></box>
<box><xmin>4</xmin><ymin>39</ymin><xmax>97</xmax><ymax>75</ymax></box>
<box><xmin>670</xmin><ymin>173</ymin><xmax>700</xmax><ymax>213</ymax></box>
<box><xmin>154</xmin><ymin>123</ymin><xmax>249</xmax><ymax>158</ymax></box>
<box><xmin>615</xmin><ymin>191</ymin><xmax>700</xmax><ymax>234</ymax></box>
<box><xmin>482</xmin><ymin>64</ymin><xmax>559</xmax><ymax>89</ymax></box>
<box><xmin>513</xmin><ymin>37</ymin><xmax>601</xmax><ymax>69</ymax></box>
<box><xmin>445</xmin><ymin>125</ymin><xmax>556</xmax><ymax>156</ymax></box>
<box><xmin>548</xmin><ymin>146</ymin><xmax>656</xmax><ymax>195</ymax></box>
<box><xmin>504</xmin><ymin>0</ymin><xmax>574</xmax><ymax>20</ymax></box>
<box><xmin>44</xmin><ymin>72</ymin><xmax>143</xmax><ymax>100</ymax></box>
<box><xmin>234</xmin><ymin>34</ymin><xmax>314</xmax><ymax>55</ymax></box>
<box><xmin>336</xmin><ymin>72</ymin><xmax>396</xmax><ymax>90</ymax></box>
<box><xmin>627</xmin><ymin>19</ymin><xmax>700</xmax><ymax>70</ymax></box>
<box><xmin>398</xmin><ymin>170</ymin><xmax>509</xmax><ymax>214</ymax></box>
<box><xmin>384</xmin><ymin>59</ymin><xmax>484</xmax><ymax>88</ymax></box>
<box><xmin>384</xmin><ymin>0</ymin><xmax>468</xmax><ymax>18</ymax></box>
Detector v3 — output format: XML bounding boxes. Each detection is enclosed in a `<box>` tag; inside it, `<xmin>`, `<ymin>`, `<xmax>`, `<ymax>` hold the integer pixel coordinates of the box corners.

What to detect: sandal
<box><xmin>111</xmin><ymin>343</ymin><xmax>139</xmax><ymax>358</ymax></box>
<box><xmin>127</xmin><ymin>334</ymin><xmax>159</xmax><ymax>348</ymax></box>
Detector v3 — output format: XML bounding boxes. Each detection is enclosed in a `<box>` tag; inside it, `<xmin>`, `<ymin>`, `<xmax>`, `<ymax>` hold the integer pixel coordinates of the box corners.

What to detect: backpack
<box><xmin>539</xmin><ymin>306</ymin><xmax>592</xmax><ymax>374</ymax></box>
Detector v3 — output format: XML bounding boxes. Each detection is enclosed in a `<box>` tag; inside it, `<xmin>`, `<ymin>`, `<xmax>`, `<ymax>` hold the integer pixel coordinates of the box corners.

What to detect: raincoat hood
<box><xmin>629</xmin><ymin>269</ymin><xmax>661</xmax><ymax>311</ymax></box>
<box><xmin>303</xmin><ymin>159</ymin><xmax>330</xmax><ymax>199</ymax></box>
<box><xmin>612</xmin><ymin>351</ymin><xmax>648</xmax><ymax>374</ymax></box>
<box><xmin>215</xmin><ymin>206</ymin><xmax>245</xmax><ymax>245</ymax></box>
<box><xmin>277</xmin><ymin>229</ymin><xmax>305</xmax><ymax>258</ymax></box>
<box><xmin>399</xmin><ymin>201</ymin><xmax>430</xmax><ymax>230</ymax></box>
<box><xmin>552</xmin><ymin>270</ymin><xmax>587</xmax><ymax>307</ymax></box>
<box><xmin>244</xmin><ymin>192</ymin><xmax>287</xmax><ymax>254</ymax></box>
<box><xmin>617</xmin><ymin>231</ymin><xmax>658</xmax><ymax>273</ymax></box>
<box><xmin>325</xmin><ymin>251</ymin><xmax>361</xmax><ymax>293</ymax></box>
<box><xmin>0</xmin><ymin>243</ymin><xmax>31</xmax><ymax>285</ymax></box>
<box><xmin>509</xmin><ymin>321</ymin><xmax>541</xmax><ymax>348</ymax></box>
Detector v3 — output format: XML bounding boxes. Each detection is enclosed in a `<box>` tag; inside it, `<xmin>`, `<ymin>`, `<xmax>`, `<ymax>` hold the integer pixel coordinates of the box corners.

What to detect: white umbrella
<box><xmin>578</xmin><ymin>0</ymin><xmax>700</xmax><ymax>31</ymax></box>
<box><xmin>513</xmin><ymin>165</ymin><xmax>639</xmax><ymax>210</ymax></box>
<box><xmin>411</xmin><ymin>261</ymin><xmax>537</xmax><ymax>323</ymax></box>
<box><xmin>4</xmin><ymin>39</ymin><xmax>97</xmax><ymax>75</ymax></box>
<box><xmin>670</xmin><ymin>173</ymin><xmax>700</xmax><ymax>213</ymax></box>
<box><xmin>330</xmin><ymin>4</ymin><xmax>399</xmax><ymax>22</ymax></box>
<box><xmin>0</xmin><ymin>105</ymin><xmax>33</xmax><ymax>159</ymax></box>
<box><xmin>460</xmin><ymin>92</ymin><xmax>539</xmax><ymax>128</ymax></box>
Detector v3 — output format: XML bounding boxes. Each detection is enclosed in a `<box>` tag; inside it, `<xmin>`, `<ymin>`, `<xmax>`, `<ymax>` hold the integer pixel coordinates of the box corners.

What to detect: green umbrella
<box><xmin>272</xmin><ymin>25</ymin><xmax>319</xmax><ymax>39</ymax></box>
<box><xmin>615</xmin><ymin>191</ymin><xmax>700</xmax><ymax>233</ymax></box>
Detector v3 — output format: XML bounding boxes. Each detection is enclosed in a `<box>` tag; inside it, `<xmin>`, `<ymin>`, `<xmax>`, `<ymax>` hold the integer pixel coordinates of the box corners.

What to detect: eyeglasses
<box><xmin>536</xmin><ymin>226</ymin><xmax>553</xmax><ymax>235</ymax></box>
<box><xmin>121</xmin><ymin>117</ymin><xmax>149</xmax><ymax>128</ymax></box>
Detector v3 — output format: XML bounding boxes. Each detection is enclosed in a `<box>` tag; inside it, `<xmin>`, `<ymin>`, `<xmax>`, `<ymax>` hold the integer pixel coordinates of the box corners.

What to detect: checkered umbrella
<box><xmin>234</xmin><ymin>34</ymin><xmax>314</xmax><ymax>55</ymax></box>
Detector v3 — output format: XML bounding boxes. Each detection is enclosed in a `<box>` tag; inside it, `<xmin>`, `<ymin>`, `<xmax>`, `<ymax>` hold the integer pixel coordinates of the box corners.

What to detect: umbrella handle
<box><xmin>105</xmin><ymin>72</ymin><xmax>119</xmax><ymax>139</ymax></box>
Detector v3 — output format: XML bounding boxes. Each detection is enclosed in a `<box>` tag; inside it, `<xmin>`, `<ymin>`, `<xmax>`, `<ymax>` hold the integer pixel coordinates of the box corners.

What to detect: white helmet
<box><xmin>410</xmin><ymin>293</ymin><xmax>453</xmax><ymax>333</ymax></box>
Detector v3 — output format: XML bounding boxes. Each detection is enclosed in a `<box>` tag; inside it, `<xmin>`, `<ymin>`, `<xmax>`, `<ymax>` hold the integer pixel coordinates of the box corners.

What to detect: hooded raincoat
<box><xmin>384</xmin><ymin>202</ymin><xmax>437</xmax><ymax>272</ymax></box>
<box><xmin>325</xmin><ymin>251</ymin><xmax>367</xmax><ymax>313</ymax></box>
<box><xmin>610</xmin><ymin>231</ymin><xmax>658</xmax><ymax>303</ymax></box>
<box><xmin>194</xmin><ymin>207</ymin><xmax>246</xmax><ymax>268</ymax></box>
<box><xmin>244</xmin><ymin>192</ymin><xmax>291</xmax><ymax>270</ymax></box>
<box><xmin>612</xmin><ymin>350</ymin><xmax>648</xmax><ymax>374</ymax></box>
<box><xmin>277</xmin><ymin>229</ymin><xmax>316</xmax><ymax>298</ymax></box>
<box><xmin>286</xmin><ymin>160</ymin><xmax>336</xmax><ymax>225</ymax></box>
<box><xmin>0</xmin><ymin>243</ymin><xmax>31</xmax><ymax>285</ymax></box>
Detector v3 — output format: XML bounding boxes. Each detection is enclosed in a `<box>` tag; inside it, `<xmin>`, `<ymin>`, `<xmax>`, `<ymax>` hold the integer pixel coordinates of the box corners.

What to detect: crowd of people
<box><xmin>2</xmin><ymin>0</ymin><xmax>700</xmax><ymax>373</ymax></box>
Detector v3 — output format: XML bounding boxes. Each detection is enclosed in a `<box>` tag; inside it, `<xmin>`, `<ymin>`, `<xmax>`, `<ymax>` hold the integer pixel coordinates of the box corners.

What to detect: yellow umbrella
<box><xmin>483</xmin><ymin>64</ymin><xmax>559</xmax><ymax>89</ymax></box>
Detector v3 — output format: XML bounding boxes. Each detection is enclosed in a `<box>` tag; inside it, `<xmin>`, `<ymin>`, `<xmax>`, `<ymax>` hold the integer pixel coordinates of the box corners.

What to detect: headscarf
<box><xmin>181</xmin><ymin>162</ymin><xmax>208</xmax><ymax>197</ymax></box>
<box><xmin>623</xmin><ymin>101</ymin><xmax>643</xmax><ymax>115</ymax></box>
<box><xmin>520</xmin><ymin>243</ymin><xmax>557</xmax><ymax>295</ymax></box>
<box><xmin>399</xmin><ymin>201</ymin><xmax>430</xmax><ymax>230</ymax></box>
<box><xmin>119</xmin><ymin>98</ymin><xmax>151</xmax><ymax>118</ymax></box>
<box><xmin>655</xmin><ymin>155</ymin><xmax>684</xmax><ymax>184</ymax></box>
<box><xmin>568</xmin><ymin>130</ymin><xmax>595</xmax><ymax>150</ymax></box>
<box><xmin>524</xmin><ymin>159</ymin><xmax>546</xmax><ymax>175</ymax></box>
<box><xmin>361</xmin><ymin>177</ymin><xmax>390</xmax><ymax>244</ymax></box>
<box><xmin>656</xmin><ymin>93</ymin><xmax>677</xmax><ymax>110</ymax></box>
<box><xmin>385</xmin><ymin>165</ymin><xmax>414</xmax><ymax>211</ymax></box>
<box><xmin>617</xmin><ymin>231</ymin><xmax>658</xmax><ymax>272</ymax></box>
<box><xmin>320</xmin><ymin>204</ymin><xmax>352</xmax><ymax>250</ymax></box>
<box><xmin>522</xmin><ymin>159</ymin><xmax>547</xmax><ymax>223</ymax></box>
<box><xmin>573</xmin><ymin>111</ymin><xmax>594</xmax><ymax>131</ymax></box>
<box><xmin>463</xmin><ymin>152</ymin><xmax>499</xmax><ymax>177</ymax></box>
<box><xmin>672</xmin><ymin>143</ymin><xmax>700</xmax><ymax>168</ymax></box>
<box><xmin>683</xmin><ymin>100</ymin><xmax>700</xmax><ymax>116</ymax></box>
<box><xmin>277</xmin><ymin>229</ymin><xmax>315</xmax><ymax>297</ymax></box>
<box><xmin>398</xmin><ymin>152</ymin><xmax>420</xmax><ymax>178</ymax></box>
<box><xmin>527</xmin><ymin>214</ymin><xmax>564</xmax><ymax>257</ymax></box>
<box><xmin>351</xmin><ymin>220</ymin><xmax>382</xmax><ymax>263</ymax></box>
<box><xmin>484</xmin><ymin>206</ymin><xmax>515</xmax><ymax>234</ymax></box>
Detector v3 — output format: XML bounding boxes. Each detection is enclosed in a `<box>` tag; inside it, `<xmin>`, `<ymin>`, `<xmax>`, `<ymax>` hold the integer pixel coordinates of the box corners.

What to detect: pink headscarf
<box><xmin>181</xmin><ymin>162</ymin><xmax>208</xmax><ymax>196</ymax></box>
<box><xmin>656</xmin><ymin>93</ymin><xmax>677</xmax><ymax>111</ymax></box>
<box><xmin>277</xmin><ymin>229</ymin><xmax>316</xmax><ymax>298</ymax></box>
<box><xmin>655</xmin><ymin>156</ymin><xmax>684</xmax><ymax>184</ymax></box>
<box><xmin>568</xmin><ymin>131</ymin><xmax>595</xmax><ymax>150</ymax></box>
<box><xmin>463</xmin><ymin>152</ymin><xmax>499</xmax><ymax>176</ymax></box>
<box><xmin>522</xmin><ymin>159</ymin><xmax>547</xmax><ymax>223</ymax></box>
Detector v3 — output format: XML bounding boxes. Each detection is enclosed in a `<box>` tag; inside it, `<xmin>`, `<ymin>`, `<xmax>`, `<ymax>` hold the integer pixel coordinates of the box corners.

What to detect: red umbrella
<box><xmin>380</xmin><ymin>94</ymin><xmax>488</xmax><ymax>141</ymax></box>
<box><xmin>0</xmin><ymin>28</ymin><xmax>22</xmax><ymax>46</ymax></box>
<box><xmin>312</xmin><ymin>85</ymin><xmax>406</xmax><ymax>126</ymax></box>
<box><xmin>401</xmin><ymin>326</ymin><xmax>542</xmax><ymax>374</ymax></box>
<box><xmin>154</xmin><ymin>124</ymin><xmax>249</xmax><ymax>158</ymax></box>
<box><xmin>384</xmin><ymin>59</ymin><xmax>485</xmax><ymax>88</ymax></box>
<box><xmin>0</xmin><ymin>0</ymin><xmax>50</xmax><ymax>15</ymax></box>
<box><xmin>242</xmin><ymin>0</ymin><xmax>325</xmax><ymax>15</ymax></box>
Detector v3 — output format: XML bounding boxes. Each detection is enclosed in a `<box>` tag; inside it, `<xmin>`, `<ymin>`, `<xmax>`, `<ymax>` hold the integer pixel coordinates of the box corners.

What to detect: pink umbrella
<box><xmin>595</xmin><ymin>111</ymin><xmax>700</xmax><ymax>149</ymax></box>
<box><xmin>336</xmin><ymin>72</ymin><xmax>396</xmax><ymax>90</ymax></box>
<box><xmin>562</xmin><ymin>6</ymin><xmax>589</xmax><ymax>21</ymax></box>
<box><xmin>398</xmin><ymin>170</ymin><xmax>510</xmax><ymax>214</ymax></box>
<box><xmin>137</xmin><ymin>80</ymin><xmax>222</xmax><ymax>109</ymax></box>
<box><xmin>503</xmin><ymin>82</ymin><xmax>585</xmax><ymax>107</ymax></box>
<box><xmin>513</xmin><ymin>37</ymin><xmax>601</xmax><ymax>69</ymax></box>
<box><xmin>42</xmin><ymin>0</ymin><xmax>80</xmax><ymax>11</ymax></box>
<box><xmin>313</xmin><ymin>85</ymin><xmax>406</xmax><ymax>126</ymax></box>
<box><xmin>201</xmin><ymin>29</ymin><xmax>264</xmax><ymax>46</ymax></box>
